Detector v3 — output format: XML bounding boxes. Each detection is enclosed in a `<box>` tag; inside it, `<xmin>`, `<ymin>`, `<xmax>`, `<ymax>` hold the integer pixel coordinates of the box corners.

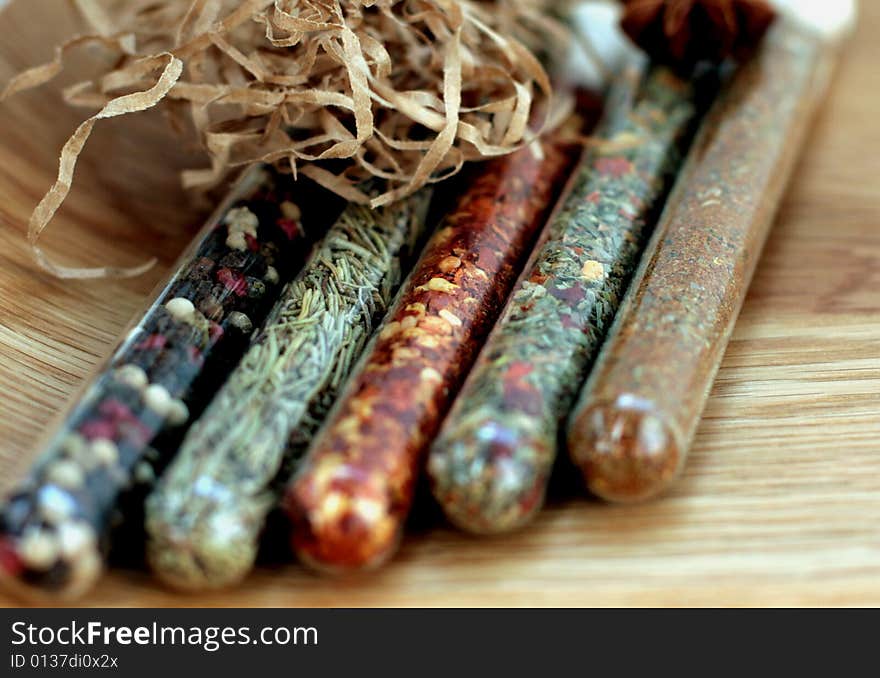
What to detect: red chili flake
<box><xmin>244</xmin><ymin>233</ymin><xmax>260</xmax><ymax>252</ymax></box>
<box><xmin>470</xmin><ymin>196</ymin><xmax>497</xmax><ymax>223</ymax></box>
<box><xmin>79</xmin><ymin>419</ymin><xmax>117</xmax><ymax>441</ymax></box>
<box><xmin>216</xmin><ymin>268</ymin><xmax>248</xmax><ymax>296</ymax></box>
<box><xmin>596</xmin><ymin>157</ymin><xmax>633</xmax><ymax>178</ymax></box>
<box><xmin>277</xmin><ymin>218</ymin><xmax>302</xmax><ymax>240</ymax></box>
<box><xmin>530</xmin><ymin>272</ymin><xmax>548</xmax><ymax>285</ymax></box>
<box><xmin>136</xmin><ymin>334</ymin><xmax>167</xmax><ymax>351</ymax></box>
<box><xmin>424</xmin><ymin>294</ymin><xmax>453</xmax><ymax>313</ymax></box>
<box><xmin>285</xmin><ymin>135</ymin><xmax>579</xmax><ymax>571</ymax></box>
<box><xmin>473</xmin><ymin>245</ymin><xmax>501</xmax><ymax>272</ymax></box>
<box><xmin>506</xmin><ymin>362</ymin><xmax>533</xmax><ymax>382</ymax></box>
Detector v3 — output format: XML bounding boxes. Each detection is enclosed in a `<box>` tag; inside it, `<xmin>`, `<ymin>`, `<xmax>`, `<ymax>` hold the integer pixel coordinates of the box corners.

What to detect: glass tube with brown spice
<box><xmin>567</xmin><ymin>22</ymin><xmax>842</xmax><ymax>503</ymax></box>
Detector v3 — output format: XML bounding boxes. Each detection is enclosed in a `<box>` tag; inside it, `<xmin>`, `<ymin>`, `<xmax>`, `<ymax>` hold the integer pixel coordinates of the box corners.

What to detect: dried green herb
<box><xmin>427</xmin><ymin>62</ymin><xmax>702</xmax><ymax>534</ymax></box>
<box><xmin>145</xmin><ymin>190</ymin><xmax>432</xmax><ymax>590</ymax></box>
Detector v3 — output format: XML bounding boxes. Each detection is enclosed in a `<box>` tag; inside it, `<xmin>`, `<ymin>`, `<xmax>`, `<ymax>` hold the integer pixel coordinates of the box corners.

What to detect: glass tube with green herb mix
<box><xmin>427</xmin><ymin>61</ymin><xmax>704</xmax><ymax>534</ymax></box>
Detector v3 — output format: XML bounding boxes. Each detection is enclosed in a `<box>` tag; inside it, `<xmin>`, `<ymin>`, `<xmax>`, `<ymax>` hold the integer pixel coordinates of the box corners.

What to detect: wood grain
<box><xmin>0</xmin><ymin>1</ymin><xmax>878</xmax><ymax>607</ymax></box>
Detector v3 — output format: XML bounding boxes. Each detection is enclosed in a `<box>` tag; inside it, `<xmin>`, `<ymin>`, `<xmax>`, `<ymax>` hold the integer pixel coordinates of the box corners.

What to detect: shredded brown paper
<box><xmin>1</xmin><ymin>0</ymin><xmax>570</xmax><ymax>278</ymax></box>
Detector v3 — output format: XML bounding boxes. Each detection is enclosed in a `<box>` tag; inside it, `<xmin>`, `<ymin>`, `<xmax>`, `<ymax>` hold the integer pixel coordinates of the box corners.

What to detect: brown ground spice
<box><xmin>567</xmin><ymin>25</ymin><xmax>834</xmax><ymax>503</ymax></box>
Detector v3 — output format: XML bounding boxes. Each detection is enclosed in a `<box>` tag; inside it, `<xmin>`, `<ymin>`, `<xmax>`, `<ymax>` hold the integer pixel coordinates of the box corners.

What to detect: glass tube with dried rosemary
<box><xmin>427</xmin><ymin>61</ymin><xmax>705</xmax><ymax>534</ymax></box>
<box><xmin>145</xmin><ymin>189</ymin><xmax>432</xmax><ymax>590</ymax></box>
<box><xmin>284</xmin><ymin>128</ymin><xmax>581</xmax><ymax>573</ymax></box>
<box><xmin>567</xmin><ymin>23</ymin><xmax>839</xmax><ymax>503</ymax></box>
<box><xmin>0</xmin><ymin>166</ymin><xmax>319</xmax><ymax>600</ymax></box>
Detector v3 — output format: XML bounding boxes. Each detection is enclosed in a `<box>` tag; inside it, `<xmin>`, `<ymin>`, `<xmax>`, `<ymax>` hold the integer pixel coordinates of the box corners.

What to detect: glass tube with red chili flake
<box><xmin>0</xmin><ymin>166</ymin><xmax>323</xmax><ymax>601</ymax></box>
<box><xmin>567</xmin><ymin>25</ymin><xmax>837</xmax><ymax>503</ymax></box>
<box><xmin>283</xmin><ymin>125</ymin><xmax>584</xmax><ymax>573</ymax></box>
<box><xmin>427</xmin><ymin>61</ymin><xmax>703</xmax><ymax>534</ymax></box>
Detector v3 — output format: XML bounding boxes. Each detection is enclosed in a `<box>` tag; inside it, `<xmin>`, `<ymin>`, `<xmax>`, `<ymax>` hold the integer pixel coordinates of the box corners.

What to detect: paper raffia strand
<box><xmin>1</xmin><ymin>0</ymin><xmax>574</xmax><ymax>278</ymax></box>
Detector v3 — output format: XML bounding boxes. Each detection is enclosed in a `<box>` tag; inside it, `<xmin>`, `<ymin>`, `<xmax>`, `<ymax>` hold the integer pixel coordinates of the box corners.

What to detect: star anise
<box><xmin>619</xmin><ymin>0</ymin><xmax>777</xmax><ymax>69</ymax></box>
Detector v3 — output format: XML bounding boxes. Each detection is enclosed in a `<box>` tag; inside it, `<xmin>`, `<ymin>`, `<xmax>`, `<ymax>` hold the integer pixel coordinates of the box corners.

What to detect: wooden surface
<box><xmin>1</xmin><ymin>3</ymin><xmax>879</xmax><ymax>607</ymax></box>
